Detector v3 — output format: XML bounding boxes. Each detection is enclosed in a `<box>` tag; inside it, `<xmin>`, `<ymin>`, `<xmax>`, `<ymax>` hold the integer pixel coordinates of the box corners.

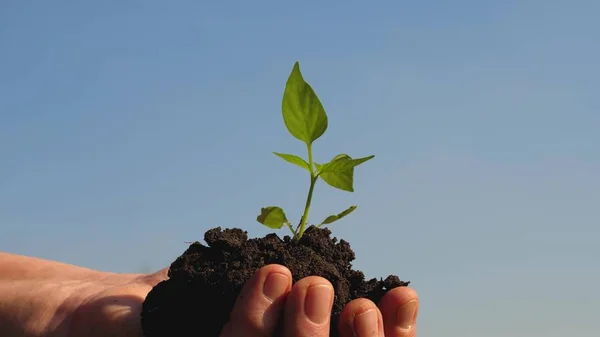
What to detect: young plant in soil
<box><xmin>257</xmin><ymin>62</ymin><xmax>375</xmax><ymax>241</ymax></box>
<box><xmin>140</xmin><ymin>62</ymin><xmax>409</xmax><ymax>337</ymax></box>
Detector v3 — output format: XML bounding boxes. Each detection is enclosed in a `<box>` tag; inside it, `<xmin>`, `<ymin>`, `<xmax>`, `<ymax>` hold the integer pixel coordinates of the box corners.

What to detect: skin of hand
<box><xmin>0</xmin><ymin>253</ymin><xmax>419</xmax><ymax>337</ymax></box>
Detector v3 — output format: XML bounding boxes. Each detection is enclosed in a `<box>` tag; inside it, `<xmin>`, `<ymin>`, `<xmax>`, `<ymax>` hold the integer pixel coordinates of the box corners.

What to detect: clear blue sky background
<box><xmin>1</xmin><ymin>1</ymin><xmax>598</xmax><ymax>336</ymax></box>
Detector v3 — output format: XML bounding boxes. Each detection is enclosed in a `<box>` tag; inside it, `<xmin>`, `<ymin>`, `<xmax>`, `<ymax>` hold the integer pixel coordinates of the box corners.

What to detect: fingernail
<box><xmin>396</xmin><ymin>300</ymin><xmax>418</xmax><ymax>330</ymax></box>
<box><xmin>354</xmin><ymin>309</ymin><xmax>378</xmax><ymax>337</ymax></box>
<box><xmin>263</xmin><ymin>273</ymin><xmax>289</xmax><ymax>301</ymax></box>
<box><xmin>304</xmin><ymin>284</ymin><xmax>333</xmax><ymax>324</ymax></box>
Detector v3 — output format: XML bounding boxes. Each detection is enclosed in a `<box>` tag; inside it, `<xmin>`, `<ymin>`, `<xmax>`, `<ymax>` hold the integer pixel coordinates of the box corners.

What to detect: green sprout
<box><xmin>256</xmin><ymin>62</ymin><xmax>374</xmax><ymax>241</ymax></box>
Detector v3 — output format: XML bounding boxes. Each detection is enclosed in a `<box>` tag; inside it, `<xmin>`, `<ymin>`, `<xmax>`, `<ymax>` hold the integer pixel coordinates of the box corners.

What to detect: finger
<box><xmin>283</xmin><ymin>276</ymin><xmax>334</xmax><ymax>337</ymax></box>
<box><xmin>221</xmin><ymin>264</ymin><xmax>292</xmax><ymax>337</ymax></box>
<box><xmin>378</xmin><ymin>287</ymin><xmax>419</xmax><ymax>337</ymax></box>
<box><xmin>337</xmin><ymin>298</ymin><xmax>384</xmax><ymax>337</ymax></box>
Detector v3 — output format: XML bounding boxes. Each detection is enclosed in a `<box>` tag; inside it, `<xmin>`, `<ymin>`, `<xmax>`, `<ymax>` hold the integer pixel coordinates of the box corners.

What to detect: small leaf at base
<box><xmin>318</xmin><ymin>205</ymin><xmax>357</xmax><ymax>227</ymax></box>
<box><xmin>257</xmin><ymin>206</ymin><xmax>288</xmax><ymax>229</ymax></box>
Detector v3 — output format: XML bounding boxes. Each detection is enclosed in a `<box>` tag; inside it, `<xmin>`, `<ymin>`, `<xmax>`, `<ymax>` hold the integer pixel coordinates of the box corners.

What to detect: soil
<box><xmin>140</xmin><ymin>225</ymin><xmax>409</xmax><ymax>337</ymax></box>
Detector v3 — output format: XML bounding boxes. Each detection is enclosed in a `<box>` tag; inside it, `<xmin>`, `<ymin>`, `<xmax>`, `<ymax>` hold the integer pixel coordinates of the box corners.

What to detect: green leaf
<box><xmin>318</xmin><ymin>205</ymin><xmax>357</xmax><ymax>227</ymax></box>
<box><xmin>273</xmin><ymin>152</ymin><xmax>311</xmax><ymax>172</ymax></box>
<box><xmin>315</xmin><ymin>154</ymin><xmax>374</xmax><ymax>192</ymax></box>
<box><xmin>257</xmin><ymin>206</ymin><xmax>288</xmax><ymax>229</ymax></box>
<box><xmin>318</xmin><ymin>154</ymin><xmax>375</xmax><ymax>174</ymax></box>
<box><xmin>281</xmin><ymin>62</ymin><xmax>328</xmax><ymax>145</ymax></box>
<box><xmin>318</xmin><ymin>166</ymin><xmax>354</xmax><ymax>191</ymax></box>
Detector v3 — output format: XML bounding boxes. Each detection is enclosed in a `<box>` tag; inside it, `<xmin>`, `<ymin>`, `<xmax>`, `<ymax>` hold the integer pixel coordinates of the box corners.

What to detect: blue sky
<box><xmin>1</xmin><ymin>1</ymin><xmax>598</xmax><ymax>336</ymax></box>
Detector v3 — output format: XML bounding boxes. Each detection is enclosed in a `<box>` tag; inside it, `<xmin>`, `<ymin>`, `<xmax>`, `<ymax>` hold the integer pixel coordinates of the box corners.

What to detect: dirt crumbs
<box><xmin>141</xmin><ymin>226</ymin><xmax>409</xmax><ymax>337</ymax></box>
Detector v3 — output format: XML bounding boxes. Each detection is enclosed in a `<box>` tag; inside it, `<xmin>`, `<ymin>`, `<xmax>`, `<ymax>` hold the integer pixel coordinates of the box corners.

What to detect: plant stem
<box><xmin>285</xmin><ymin>220</ymin><xmax>297</xmax><ymax>237</ymax></box>
<box><xmin>296</xmin><ymin>143</ymin><xmax>316</xmax><ymax>240</ymax></box>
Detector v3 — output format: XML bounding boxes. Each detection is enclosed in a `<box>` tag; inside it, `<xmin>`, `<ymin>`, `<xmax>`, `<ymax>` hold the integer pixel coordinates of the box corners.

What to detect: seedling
<box><xmin>257</xmin><ymin>62</ymin><xmax>374</xmax><ymax>241</ymax></box>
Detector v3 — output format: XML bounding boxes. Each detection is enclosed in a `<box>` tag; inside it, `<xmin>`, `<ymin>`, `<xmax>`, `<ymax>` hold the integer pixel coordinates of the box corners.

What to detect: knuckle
<box><xmin>230</xmin><ymin>309</ymin><xmax>270</xmax><ymax>337</ymax></box>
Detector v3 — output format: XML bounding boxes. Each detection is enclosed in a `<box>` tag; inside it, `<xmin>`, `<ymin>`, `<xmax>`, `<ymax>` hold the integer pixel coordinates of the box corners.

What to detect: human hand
<box><xmin>59</xmin><ymin>264</ymin><xmax>418</xmax><ymax>337</ymax></box>
<box><xmin>220</xmin><ymin>264</ymin><xmax>419</xmax><ymax>337</ymax></box>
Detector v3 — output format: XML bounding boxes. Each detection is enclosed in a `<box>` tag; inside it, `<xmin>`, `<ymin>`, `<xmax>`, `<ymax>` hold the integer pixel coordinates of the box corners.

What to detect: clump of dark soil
<box><xmin>141</xmin><ymin>225</ymin><xmax>409</xmax><ymax>337</ymax></box>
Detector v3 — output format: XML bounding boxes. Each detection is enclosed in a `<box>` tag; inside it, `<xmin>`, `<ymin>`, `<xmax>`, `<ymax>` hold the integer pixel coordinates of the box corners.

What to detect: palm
<box><xmin>64</xmin><ymin>269</ymin><xmax>168</xmax><ymax>337</ymax></box>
